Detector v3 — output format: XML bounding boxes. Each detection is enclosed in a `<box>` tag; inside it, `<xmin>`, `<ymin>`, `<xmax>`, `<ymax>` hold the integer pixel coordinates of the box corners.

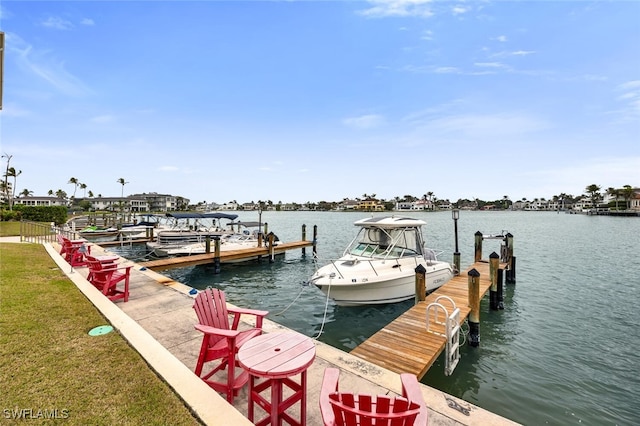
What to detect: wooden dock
<box><xmin>350</xmin><ymin>260</ymin><xmax>504</xmax><ymax>379</ymax></box>
<box><xmin>99</xmin><ymin>238</ymin><xmax>151</xmax><ymax>247</ymax></box>
<box><xmin>138</xmin><ymin>241</ymin><xmax>314</xmax><ymax>271</ymax></box>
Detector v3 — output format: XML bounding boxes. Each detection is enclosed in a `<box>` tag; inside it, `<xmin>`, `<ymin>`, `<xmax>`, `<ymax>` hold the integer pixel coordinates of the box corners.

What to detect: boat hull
<box><xmin>312</xmin><ymin>258</ymin><xmax>454</xmax><ymax>306</ymax></box>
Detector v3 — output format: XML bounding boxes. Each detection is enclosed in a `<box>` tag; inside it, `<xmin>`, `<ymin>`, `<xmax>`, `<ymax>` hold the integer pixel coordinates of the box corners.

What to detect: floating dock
<box><xmin>350</xmin><ymin>260</ymin><xmax>506</xmax><ymax>379</ymax></box>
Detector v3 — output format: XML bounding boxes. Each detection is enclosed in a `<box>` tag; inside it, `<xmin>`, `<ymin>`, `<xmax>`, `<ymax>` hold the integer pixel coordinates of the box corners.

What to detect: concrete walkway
<box><xmin>34</xmin><ymin>238</ymin><xmax>518</xmax><ymax>426</ymax></box>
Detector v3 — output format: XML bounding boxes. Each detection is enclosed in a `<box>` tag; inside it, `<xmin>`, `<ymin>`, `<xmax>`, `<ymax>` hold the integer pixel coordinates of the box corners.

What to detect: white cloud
<box><xmin>358</xmin><ymin>0</ymin><xmax>434</xmax><ymax>18</ymax></box>
<box><xmin>620</xmin><ymin>80</ymin><xmax>640</xmax><ymax>90</ymax></box>
<box><xmin>474</xmin><ymin>62</ymin><xmax>507</xmax><ymax>68</ymax></box>
<box><xmin>491</xmin><ymin>50</ymin><xmax>536</xmax><ymax>58</ymax></box>
<box><xmin>434</xmin><ymin>66</ymin><xmax>460</xmax><ymax>74</ymax></box>
<box><xmin>615</xmin><ymin>80</ymin><xmax>640</xmax><ymax>120</ymax></box>
<box><xmin>452</xmin><ymin>6</ymin><xmax>470</xmax><ymax>15</ymax></box>
<box><xmin>512</xmin><ymin>50</ymin><xmax>536</xmax><ymax>56</ymax></box>
<box><xmin>417</xmin><ymin>112</ymin><xmax>550</xmax><ymax>138</ymax></box>
<box><xmin>41</xmin><ymin>16</ymin><xmax>73</xmax><ymax>30</ymax></box>
<box><xmin>81</xmin><ymin>18</ymin><xmax>95</xmax><ymax>26</ymax></box>
<box><xmin>8</xmin><ymin>33</ymin><xmax>91</xmax><ymax>97</ymax></box>
<box><xmin>420</xmin><ymin>30</ymin><xmax>434</xmax><ymax>41</ymax></box>
<box><xmin>343</xmin><ymin>114</ymin><xmax>386</xmax><ymax>129</ymax></box>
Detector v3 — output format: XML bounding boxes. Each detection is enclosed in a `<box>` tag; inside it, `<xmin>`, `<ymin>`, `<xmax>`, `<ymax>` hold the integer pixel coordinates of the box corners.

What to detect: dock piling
<box><xmin>474</xmin><ymin>231</ymin><xmax>483</xmax><ymax>262</ymax></box>
<box><xmin>268</xmin><ymin>233</ymin><xmax>275</xmax><ymax>263</ymax></box>
<box><xmin>497</xmin><ymin>268</ymin><xmax>505</xmax><ymax>309</ymax></box>
<box><xmin>505</xmin><ymin>233</ymin><xmax>516</xmax><ymax>284</ymax></box>
<box><xmin>452</xmin><ymin>209</ymin><xmax>461</xmax><ymax>275</ymax></box>
<box><xmin>414</xmin><ymin>264</ymin><xmax>427</xmax><ymax>304</ymax></box>
<box><xmin>301</xmin><ymin>224</ymin><xmax>307</xmax><ymax>257</ymax></box>
<box><xmin>468</xmin><ymin>268</ymin><xmax>481</xmax><ymax>347</ymax></box>
<box><xmin>213</xmin><ymin>237</ymin><xmax>221</xmax><ymax>274</ymax></box>
<box><xmin>509</xmin><ymin>257</ymin><xmax>517</xmax><ymax>284</ymax></box>
<box><xmin>489</xmin><ymin>252</ymin><xmax>499</xmax><ymax>310</ymax></box>
<box><xmin>313</xmin><ymin>225</ymin><xmax>318</xmax><ymax>257</ymax></box>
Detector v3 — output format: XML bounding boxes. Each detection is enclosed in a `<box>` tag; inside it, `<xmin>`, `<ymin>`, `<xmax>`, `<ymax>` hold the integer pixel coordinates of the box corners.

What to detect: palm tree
<box><xmin>80</xmin><ymin>183</ymin><xmax>87</xmax><ymax>197</ymax></box>
<box><xmin>20</xmin><ymin>188</ymin><xmax>33</xmax><ymax>197</ymax></box>
<box><xmin>585</xmin><ymin>184</ymin><xmax>602</xmax><ymax>209</ymax></box>
<box><xmin>2</xmin><ymin>153</ymin><xmax>13</xmax><ymax>208</ymax></box>
<box><xmin>117</xmin><ymin>178</ymin><xmax>129</xmax><ymax>216</ymax></box>
<box><xmin>606</xmin><ymin>187</ymin><xmax>620</xmax><ymax>210</ymax></box>
<box><xmin>68</xmin><ymin>177</ymin><xmax>79</xmax><ymax>198</ymax></box>
<box><xmin>621</xmin><ymin>185</ymin><xmax>634</xmax><ymax>210</ymax></box>
<box><xmin>47</xmin><ymin>189</ymin><xmax>54</xmax><ymax>196</ymax></box>
<box><xmin>558</xmin><ymin>193</ymin><xmax>568</xmax><ymax>210</ymax></box>
<box><xmin>7</xmin><ymin>167</ymin><xmax>22</xmax><ymax>210</ymax></box>
<box><xmin>117</xmin><ymin>178</ymin><xmax>129</xmax><ymax>198</ymax></box>
<box><xmin>55</xmin><ymin>189</ymin><xmax>67</xmax><ymax>199</ymax></box>
<box><xmin>88</xmin><ymin>190</ymin><xmax>94</xmax><ymax>198</ymax></box>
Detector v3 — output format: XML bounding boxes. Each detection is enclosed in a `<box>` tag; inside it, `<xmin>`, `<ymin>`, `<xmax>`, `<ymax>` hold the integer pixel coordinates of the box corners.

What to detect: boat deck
<box><xmin>350</xmin><ymin>260</ymin><xmax>504</xmax><ymax>379</ymax></box>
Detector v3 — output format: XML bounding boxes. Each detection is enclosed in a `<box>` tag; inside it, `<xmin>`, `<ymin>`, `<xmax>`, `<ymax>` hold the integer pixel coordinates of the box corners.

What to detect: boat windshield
<box><xmin>347</xmin><ymin>226</ymin><xmax>423</xmax><ymax>258</ymax></box>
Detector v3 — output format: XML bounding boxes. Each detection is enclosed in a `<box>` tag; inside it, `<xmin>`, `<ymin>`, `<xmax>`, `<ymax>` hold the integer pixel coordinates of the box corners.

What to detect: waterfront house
<box><xmin>14</xmin><ymin>196</ymin><xmax>67</xmax><ymax>207</ymax></box>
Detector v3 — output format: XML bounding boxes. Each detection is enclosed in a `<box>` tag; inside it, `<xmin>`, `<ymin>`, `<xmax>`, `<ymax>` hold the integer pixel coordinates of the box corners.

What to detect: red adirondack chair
<box><xmin>319</xmin><ymin>368</ymin><xmax>428</xmax><ymax>426</ymax></box>
<box><xmin>85</xmin><ymin>255</ymin><xmax>132</xmax><ymax>303</ymax></box>
<box><xmin>192</xmin><ymin>288</ymin><xmax>269</xmax><ymax>403</ymax></box>
<box><xmin>59</xmin><ymin>235</ymin><xmax>91</xmax><ymax>267</ymax></box>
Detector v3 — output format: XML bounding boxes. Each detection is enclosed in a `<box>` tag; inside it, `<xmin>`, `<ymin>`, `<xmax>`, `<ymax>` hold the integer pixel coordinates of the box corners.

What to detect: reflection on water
<box><xmin>109</xmin><ymin>211</ymin><xmax>640</xmax><ymax>425</ymax></box>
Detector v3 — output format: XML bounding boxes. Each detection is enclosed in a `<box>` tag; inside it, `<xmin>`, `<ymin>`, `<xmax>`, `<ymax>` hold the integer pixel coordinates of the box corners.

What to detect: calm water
<box><xmin>114</xmin><ymin>211</ymin><xmax>639</xmax><ymax>425</ymax></box>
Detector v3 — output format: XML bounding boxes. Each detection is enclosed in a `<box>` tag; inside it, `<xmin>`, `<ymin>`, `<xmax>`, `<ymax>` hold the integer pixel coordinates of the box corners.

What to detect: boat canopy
<box><xmin>165</xmin><ymin>212</ymin><xmax>239</xmax><ymax>220</ymax></box>
<box><xmin>354</xmin><ymin>216</ymin><xmax>426</xmax><ymax>228</ymax></box>
<box><xmin>229</xmin><ymin>221</ymin><xmax>263</xmax><ymax>228</ymax></box>
<box><xmin>346</xmin><ymin>216</ymin><xmax>426</xmax><ymax>258</ymax></box>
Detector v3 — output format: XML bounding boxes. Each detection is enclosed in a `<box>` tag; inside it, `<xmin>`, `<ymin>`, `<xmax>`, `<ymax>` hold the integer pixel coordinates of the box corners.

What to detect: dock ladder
<box><xmin>426</xmin><ymin>296</ymin><xmax>461</xmax><ymax>376</ymax></box>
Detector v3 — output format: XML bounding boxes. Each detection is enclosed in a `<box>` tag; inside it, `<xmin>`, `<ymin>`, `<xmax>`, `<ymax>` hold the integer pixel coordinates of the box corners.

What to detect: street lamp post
<box><xmin>452</xmin><ymin>209</ymin><xmax>460</xmax><ymax>274</ymax></box>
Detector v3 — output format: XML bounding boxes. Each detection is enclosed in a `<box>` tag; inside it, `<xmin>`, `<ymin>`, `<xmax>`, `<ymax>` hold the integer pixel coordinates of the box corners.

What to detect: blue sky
<box><xmin>1</xmin><ymin>1</ymin><xmax>639</xmax><ymax>204</ymax></box>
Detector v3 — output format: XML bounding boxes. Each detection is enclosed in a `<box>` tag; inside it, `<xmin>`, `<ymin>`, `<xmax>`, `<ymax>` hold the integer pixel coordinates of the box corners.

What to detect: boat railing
<box><xmin>326</xmin><ymin>254</ymin><xmax>425</xmax><ymax>280</ymax></box>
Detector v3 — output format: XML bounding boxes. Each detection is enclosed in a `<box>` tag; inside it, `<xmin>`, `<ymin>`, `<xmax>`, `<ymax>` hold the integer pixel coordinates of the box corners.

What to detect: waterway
<box><xmin>114</xmin><ymin>210</ymin><xmax>639</xmax><ymax>425</ymax></box>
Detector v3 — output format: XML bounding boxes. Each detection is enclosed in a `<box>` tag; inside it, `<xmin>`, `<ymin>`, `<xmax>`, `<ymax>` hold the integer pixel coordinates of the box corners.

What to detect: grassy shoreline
<box><xmin>0</xmin><ymin>241</ymin><xmax>201</xmax><ymax>425</ymax></box>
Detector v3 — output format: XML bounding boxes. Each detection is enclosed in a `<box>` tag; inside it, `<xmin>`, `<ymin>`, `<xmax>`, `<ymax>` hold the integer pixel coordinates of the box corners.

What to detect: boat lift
<box><xmin>426</xmin><ymin>295</ymin><xmax>461</xmax><ymax>376</ymax></box>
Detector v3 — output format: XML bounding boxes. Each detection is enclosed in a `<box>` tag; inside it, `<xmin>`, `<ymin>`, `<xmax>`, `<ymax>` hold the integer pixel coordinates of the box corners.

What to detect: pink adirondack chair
<box><xmin>59</xmin><ymin>235</ymin><xmax>91</xmax><ymax>267</ymax></box>
<box><xmin>319</xmin><ymin>368</ymin><xmax>428</xmax><ymax>426</ymax></box>
<box><xmin>192</xmin><ymin>288</ymin><xmax>268</xmax><ymax>403</ymax></box>
<box><xmin>86</xmin><ymin>255</ymin><xmax>132</xmax><ymax>303</ymax></box>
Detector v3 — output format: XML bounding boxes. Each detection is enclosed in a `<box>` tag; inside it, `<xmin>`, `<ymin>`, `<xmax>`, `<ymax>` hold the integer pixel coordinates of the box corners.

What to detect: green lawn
<box><xmin>0</xmin><ymin>243</ymin><xmax>202</xmax><ymax>425</ymax></box>
<box><xmin>0</xmin><ymin>221</ymin><xmax>21</xmax><ymax>237</ymax></box>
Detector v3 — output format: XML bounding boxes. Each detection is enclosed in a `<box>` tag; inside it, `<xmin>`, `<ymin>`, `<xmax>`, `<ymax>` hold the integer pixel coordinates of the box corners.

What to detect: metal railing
<box><xmin>19</xmin><ymin>220</ymin><xmax>78</xmax><ymax>244</ymax></box>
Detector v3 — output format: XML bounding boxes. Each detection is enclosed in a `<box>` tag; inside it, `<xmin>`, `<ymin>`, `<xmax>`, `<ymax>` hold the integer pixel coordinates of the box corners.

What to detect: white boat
<box><xmin>146</xmin><ymin>212</ymin><xmax>239</xmax><ymax>257</ymax></box>
<box><xmin>156</xmin><ymin>221</ymin><xmax>284</xmax><ymax>264</ymax></box>
<box><xmin>310</xmin><ymin>216</ymin><xmax>455</xmax><ymax>306</ymax></box>
<box><xmin>78</xmin><ymin>225</ymin><xmax>119</xmax><ymax>241</ymax></box>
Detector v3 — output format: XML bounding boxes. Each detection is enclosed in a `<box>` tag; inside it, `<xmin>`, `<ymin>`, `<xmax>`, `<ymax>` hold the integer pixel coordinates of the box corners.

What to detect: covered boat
<box><xmin>146</xmin><ymin>212</ymin><xmax>239</xmax><ymax>257</ymax></box>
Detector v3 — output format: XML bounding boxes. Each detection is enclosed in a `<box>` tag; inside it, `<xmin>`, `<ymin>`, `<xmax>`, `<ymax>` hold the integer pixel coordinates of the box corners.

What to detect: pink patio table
<box><xmin>238</xmin><ymin>332</ymin><xmax>316</xmax><ymax>426</ymax></box>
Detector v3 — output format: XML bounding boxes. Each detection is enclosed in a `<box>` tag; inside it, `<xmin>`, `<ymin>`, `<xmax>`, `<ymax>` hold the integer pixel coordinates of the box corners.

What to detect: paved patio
<box><xmin>42</xmin><ymin>240</ymin><xmax>519</xmax><ymax>426</ymax></box>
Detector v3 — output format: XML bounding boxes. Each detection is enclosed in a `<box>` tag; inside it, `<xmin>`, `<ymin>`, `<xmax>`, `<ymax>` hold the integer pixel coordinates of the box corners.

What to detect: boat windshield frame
<box><xmin>344</xmin><ymin>225</ymin><xmax>425</xmax><ymax>259</ymax></box>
